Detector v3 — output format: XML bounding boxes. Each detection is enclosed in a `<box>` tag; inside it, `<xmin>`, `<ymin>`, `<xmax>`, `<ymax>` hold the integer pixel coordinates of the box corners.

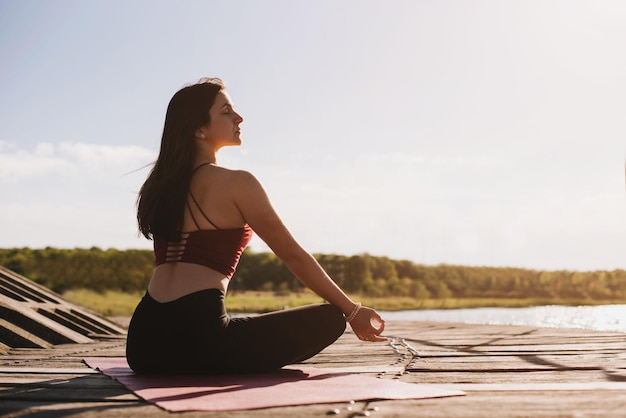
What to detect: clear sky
<box><xmin>1</xmin><ymin>0</ymin><xmax>625</xmax><ymax>272</ymax></box>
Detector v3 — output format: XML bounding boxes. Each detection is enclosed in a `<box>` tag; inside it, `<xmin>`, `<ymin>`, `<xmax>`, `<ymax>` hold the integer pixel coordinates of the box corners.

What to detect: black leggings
<box><xmin>125</xmin><ymin>289</ymin><xmax>346</xmax><ymax>375</ymax></box>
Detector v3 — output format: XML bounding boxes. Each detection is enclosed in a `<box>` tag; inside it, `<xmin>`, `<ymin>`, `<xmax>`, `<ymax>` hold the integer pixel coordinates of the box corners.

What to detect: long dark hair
<box><xmin>137</xmin><ymin>78</ymin><xmax>225</xmax><ymax>241</ymax></box>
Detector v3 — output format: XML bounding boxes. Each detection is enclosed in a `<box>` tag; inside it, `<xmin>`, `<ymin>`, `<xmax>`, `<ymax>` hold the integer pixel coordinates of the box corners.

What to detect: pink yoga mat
<box><xmin>84</xmin><ymin>357</ymin><xmax>464</xmax><ymax>412</ymax></box>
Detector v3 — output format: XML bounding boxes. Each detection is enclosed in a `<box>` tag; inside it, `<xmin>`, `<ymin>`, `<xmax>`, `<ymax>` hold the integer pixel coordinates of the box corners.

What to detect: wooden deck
<box><xmin>1</xmin><ymin>319</ymin><xmax>626</xmax><ymax>417</ymax></box>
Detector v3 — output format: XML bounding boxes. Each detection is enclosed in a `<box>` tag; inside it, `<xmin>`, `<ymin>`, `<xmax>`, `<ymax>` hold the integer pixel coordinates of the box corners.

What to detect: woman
<box><xmin>126</xmin><ymin>77</ymin><xmax>386</xmax><ymax>375</ymax></box>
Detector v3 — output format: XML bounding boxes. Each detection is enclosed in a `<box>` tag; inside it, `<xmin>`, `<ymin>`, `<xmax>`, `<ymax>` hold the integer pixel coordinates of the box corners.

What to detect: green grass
<box><xmin>63</xmin><ymin>288</ymin><xmax>622</xmax><ymax>318</ymax></box>
<box><xmin>62</xmin><ymin>289</ymin><xmax>144</xmax><ymax>317</ymax></box>
<box><xmin>361</xmin><ymin>296</ymin><xmax>626</xmax><ymax>310</ymax></box>
<box><xmin>225</xmin><ymin>290</ymin><xmax>325</xmax><ymax>313</ymax></box>
<box><xmin>61</xmin><ymin>289</ymin><xmax>327</xmax><ymax>316</ymax></box>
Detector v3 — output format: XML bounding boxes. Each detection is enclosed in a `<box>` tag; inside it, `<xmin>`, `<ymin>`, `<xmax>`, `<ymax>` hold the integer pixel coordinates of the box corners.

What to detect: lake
<box><xmin>379</xmin><ymin>304</ymin><xmax>626</xmax><ymax>333</ymax></box>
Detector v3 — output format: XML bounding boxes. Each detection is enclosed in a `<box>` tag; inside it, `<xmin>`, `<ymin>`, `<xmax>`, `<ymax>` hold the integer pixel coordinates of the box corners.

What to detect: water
<box><xmin>379</xmin><ymin>304</ymin><xmax>626</xmax><ymax>333</ymax></box>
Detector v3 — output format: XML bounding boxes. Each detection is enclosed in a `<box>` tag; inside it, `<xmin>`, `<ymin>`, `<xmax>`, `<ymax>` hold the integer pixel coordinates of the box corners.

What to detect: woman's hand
<box><xmin>348</xmin><ymin>305</ymin><xmax>387</xmax><ymax>342</ymax></box>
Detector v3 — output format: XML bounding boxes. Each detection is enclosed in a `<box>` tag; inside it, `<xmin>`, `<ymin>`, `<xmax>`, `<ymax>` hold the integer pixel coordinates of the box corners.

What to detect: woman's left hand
<box><xmin>348</xmin><ymin>306</ymin><xmax>387</xmax><ymax>342</ymax></box>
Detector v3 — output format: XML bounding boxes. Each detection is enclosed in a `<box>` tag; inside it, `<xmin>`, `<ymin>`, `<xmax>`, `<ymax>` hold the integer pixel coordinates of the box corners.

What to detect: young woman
<box><xmin>126</xmin><ymin>78</ymin><xmax>386</xmax><ymax>375</ymax></box>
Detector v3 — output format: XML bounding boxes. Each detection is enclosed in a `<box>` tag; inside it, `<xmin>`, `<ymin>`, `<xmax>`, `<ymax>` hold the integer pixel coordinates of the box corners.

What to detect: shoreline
<box><xmin>108</xmin><ymin>301</ymin><xmax>626</xmax><ymax>334</ymax></box>
<box><xmin>63</xmin><ymin>288</ymin><xmax>626</xmax><ymax>317</ymax></box>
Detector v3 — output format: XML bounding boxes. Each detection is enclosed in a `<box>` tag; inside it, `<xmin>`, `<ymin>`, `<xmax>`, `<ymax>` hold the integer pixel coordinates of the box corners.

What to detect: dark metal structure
<box><xmin>0</xmin><ymin>265</ymin><xmax>125</xmax><ymax>353</ymax></box>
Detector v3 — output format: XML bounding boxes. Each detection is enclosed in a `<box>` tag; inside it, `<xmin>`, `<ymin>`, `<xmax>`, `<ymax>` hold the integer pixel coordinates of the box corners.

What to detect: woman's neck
<box><xmin>195</xmin><ymin>147</ymin><xmax>218</xmax><ymax>166</ymax></box>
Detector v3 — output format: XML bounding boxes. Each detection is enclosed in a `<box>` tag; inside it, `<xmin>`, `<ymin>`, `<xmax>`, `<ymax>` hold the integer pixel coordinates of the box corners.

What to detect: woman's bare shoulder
<box><xmin>222</xmin><ymin>168</ymin><xmax>261</xmax><ymax>187</ymax></box>
<box><xmin>196</xmin><ymin>164</ymin><xmax>255</xmax><ymax>181</ymax></box>
<box><xmin>197</xmin><ymin>166</ymin><xmax>263</xmax><ymax>196</ymax></box>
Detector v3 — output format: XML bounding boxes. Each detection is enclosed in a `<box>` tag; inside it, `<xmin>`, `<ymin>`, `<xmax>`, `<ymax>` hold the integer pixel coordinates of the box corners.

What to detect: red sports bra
<box><xmin>154</xmin><ymin>226</ymin><xmax>253</xmax><ymax>278</ymax></box>
<box><xmin>154</xmin><ymin>163</ymin><xmax>253</xmax><ymax>278</ymax></box>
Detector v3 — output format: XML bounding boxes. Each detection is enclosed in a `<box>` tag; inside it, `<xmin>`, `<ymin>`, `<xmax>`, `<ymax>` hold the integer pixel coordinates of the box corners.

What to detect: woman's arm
<box><xmin>232</xmin><ymin>171</ymin><xmax>386</xmax><ymax>342</ymax></box>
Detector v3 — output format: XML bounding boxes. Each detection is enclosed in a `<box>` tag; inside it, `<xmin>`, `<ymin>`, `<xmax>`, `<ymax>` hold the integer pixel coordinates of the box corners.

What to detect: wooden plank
<box><xmin>0</xmin><ymin>376</ymin><xmax>138</xmax><ymax>402</ymax></box>
<box><xmin>0</xmin><ymin>400</ymin><xmax>354</xmax><ymax>418</ymax></box>
<box><xmin>364</xmin><ymin>391</ymin><xmax>626</xmax><ymax>418</ymax></box>
<box><xmin>426</xmin><ymin>382</ymin><xmax>626</xmax><ymax>391</ymax></box>
<box><xmin>0</xmin><ymin>376</ymin><xmax>125</xmax><ymax>385</ymax></box>
<box><xmin>408</xmin><ymin>355</ymin><xmax>621</xmax><ymax>372</ymax></box>
<box><xmin>403</xmin><ymin>370</ymin><xmax>614</xmax><ymax>384</ymax></box>
<box><xmin>0</xmin><ymin>367</ymin><xmax>97</xmax><ymax>374</ymax></box>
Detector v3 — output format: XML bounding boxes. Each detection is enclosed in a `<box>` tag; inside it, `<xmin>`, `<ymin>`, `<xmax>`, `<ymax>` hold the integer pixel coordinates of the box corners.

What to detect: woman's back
<box><xmin>185</xmin><ymin>164</ymin><xmax>248</xmax><ymax>231</ymax></box>
<box><xmin>149</xmin><ymin>164</ymin><xmax>251</xmax><ymax>302</ymax></box>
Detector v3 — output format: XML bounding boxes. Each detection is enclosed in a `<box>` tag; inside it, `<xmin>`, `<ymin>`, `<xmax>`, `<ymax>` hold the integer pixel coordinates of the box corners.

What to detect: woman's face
<box><xmin>200</xmin><ymin>90</ymin><xmax>243</xmax><ymax>148</ymax></box>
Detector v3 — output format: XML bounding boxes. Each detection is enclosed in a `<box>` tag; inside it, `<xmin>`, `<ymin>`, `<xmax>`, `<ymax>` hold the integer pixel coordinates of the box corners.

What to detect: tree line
<box><xmin>1</xmin><ymin>247</ymin><xmax>625</xmax><ymax>301</ymax></box>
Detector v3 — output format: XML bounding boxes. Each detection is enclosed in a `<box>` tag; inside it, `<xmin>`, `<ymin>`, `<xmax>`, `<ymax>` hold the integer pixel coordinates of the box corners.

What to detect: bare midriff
<box><xmin>147</xmin><ymin>262</ymin><xmax>229</xmax><ymax>303</ymax></box>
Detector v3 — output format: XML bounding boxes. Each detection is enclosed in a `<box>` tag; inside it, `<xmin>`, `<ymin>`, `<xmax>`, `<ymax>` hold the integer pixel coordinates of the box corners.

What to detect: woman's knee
<box><xmin>319</xmin><ymin>304</ymin><xmax>347</xmax><ymax>337</ymax></box>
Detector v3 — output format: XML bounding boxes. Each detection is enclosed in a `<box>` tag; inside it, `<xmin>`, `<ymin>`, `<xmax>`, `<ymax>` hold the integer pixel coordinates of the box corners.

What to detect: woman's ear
<box><xmin>195</xmin><ymin>128</ymin><xmax>206</xmax><ymax>140</ymax></box>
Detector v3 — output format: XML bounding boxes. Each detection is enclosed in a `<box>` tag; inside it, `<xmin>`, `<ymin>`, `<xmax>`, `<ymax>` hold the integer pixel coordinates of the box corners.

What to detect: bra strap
<box><xmin>187</xmin><ymin>186</ymin><xmax>221</xmax><ymax>230</ymax></box>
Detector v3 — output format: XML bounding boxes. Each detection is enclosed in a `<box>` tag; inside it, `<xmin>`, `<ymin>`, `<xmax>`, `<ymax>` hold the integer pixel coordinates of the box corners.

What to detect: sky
<box><xmin>1</xmin><ymin>0</ymin><xmax>625</xmax><ymax>272</ymax></box>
